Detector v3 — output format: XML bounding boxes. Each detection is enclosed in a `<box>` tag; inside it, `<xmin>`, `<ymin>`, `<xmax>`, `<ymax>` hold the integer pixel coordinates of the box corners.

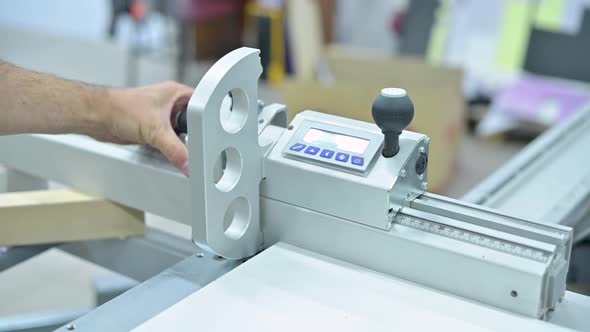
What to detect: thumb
<box><xmin>151</xmin><ymin>128</ymin><xmax>189</xmax><ymax>176</ymax></box>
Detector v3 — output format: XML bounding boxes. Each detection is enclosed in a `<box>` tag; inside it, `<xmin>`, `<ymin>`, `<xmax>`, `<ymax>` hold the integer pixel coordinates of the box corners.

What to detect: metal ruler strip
<box><xmin>394</xmin><ymin>214</ymin><xmax>552</xmax><ymax>263</ymax></box>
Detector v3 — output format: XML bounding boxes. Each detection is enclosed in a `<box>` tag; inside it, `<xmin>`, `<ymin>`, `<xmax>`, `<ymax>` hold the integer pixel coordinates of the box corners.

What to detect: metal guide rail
<box><xmin>388</xmin><ymin>193</ymin><xmax>572</xmax><ymax>319</ymax></box>
<box><xmin>261</xmin><ymin>193</ymin><xmax>572</xmax><ymax>319</ymax></box>
<box><xmin>403</xmin><ymin>193</ymin><xmax>572</xmax><ymax>260</ymax></box>
<box><xmin>464</xmin><ymin>104</ymin><xmax>590</xmax><ymax>243</ymax></box>
<box><xmin>399</xmin><ymin>193</ymin><xmax>572</xmax><ymax>267</ymax></box>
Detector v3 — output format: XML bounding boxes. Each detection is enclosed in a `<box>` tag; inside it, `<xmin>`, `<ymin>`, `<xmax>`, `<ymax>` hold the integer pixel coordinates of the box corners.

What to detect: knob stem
<box><xmin>382</xmin><ymin>132</ymin><xmax>400</xmax><ymax>158</ymax></box>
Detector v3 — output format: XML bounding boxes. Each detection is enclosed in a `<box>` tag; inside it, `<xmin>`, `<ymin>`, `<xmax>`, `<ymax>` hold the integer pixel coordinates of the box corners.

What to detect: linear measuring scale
<box><xmin>395</xmin><ymin>214</ymin><xmax>552</xmax><ymax>263</ymax></box>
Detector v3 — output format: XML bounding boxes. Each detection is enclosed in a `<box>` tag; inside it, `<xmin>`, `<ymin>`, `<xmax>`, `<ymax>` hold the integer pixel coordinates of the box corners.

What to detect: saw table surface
<box><xmin>132</xmin><ymin>243</ymin><xmax>588</xmax><ymax>332</ymax></box>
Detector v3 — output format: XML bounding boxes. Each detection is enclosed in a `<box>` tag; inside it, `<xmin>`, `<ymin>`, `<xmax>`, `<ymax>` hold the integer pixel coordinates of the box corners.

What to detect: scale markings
<box><xmin>395</xmin><ymin>215</ymin><xmax>551</xmax><ymax>263</ymax></box>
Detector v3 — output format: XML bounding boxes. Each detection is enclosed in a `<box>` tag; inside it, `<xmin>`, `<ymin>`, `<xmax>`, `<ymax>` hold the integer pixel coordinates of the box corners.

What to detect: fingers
<box><xmin>175</xmin><ymin>83</ymin><xmax>194</xmax><ymax>98</ymax></box>
<box><xmin>121</xmin><ymin>81</ymin><xmax>194</xmax><ymax>176</ymax></box>
<box><xmin>161</xmin><ymin>81</ymin><xmax>193</xmax><ymax>106</ymax></box>
<box><xmin>150</xmin><ymin>127</ymin><xmax>190</xmax><ymax>176</ymax></box>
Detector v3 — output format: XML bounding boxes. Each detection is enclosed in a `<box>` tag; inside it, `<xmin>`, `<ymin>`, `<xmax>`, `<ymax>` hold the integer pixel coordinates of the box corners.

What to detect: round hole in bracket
<box><xmin>214</xmin><ymin>147</ymin><xmax>242</xmax><ymax>192</ymax></box>
<box><xmin>223</xmin><ymin>196</ymin><xmax>251</xmax><ymax>240</ymax></box>
<box><xmin>220</xmin><ymin>88</ymin><xmax>249</xmax><ymax>134</ymax></box>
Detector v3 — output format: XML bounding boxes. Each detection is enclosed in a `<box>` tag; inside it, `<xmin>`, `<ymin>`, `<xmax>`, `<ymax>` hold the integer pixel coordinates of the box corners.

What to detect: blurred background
<box><xmin>1</xmin><ymin>0</ymin><xmax>590</xmax><ymax>330</ymax></box>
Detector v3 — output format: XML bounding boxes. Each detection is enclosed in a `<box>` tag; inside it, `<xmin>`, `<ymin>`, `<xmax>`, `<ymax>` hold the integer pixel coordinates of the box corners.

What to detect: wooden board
<box><xmin>0</xmin><ymin>190</ymin><xmax>144</xmax><ymax>246</ymax></box>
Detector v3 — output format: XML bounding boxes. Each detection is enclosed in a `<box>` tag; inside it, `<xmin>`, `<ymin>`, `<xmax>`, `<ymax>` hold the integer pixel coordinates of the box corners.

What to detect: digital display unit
<box><xmin>302</xmin><ymin>128</ymin><xmax>370</xmax><ymax>154</ymax></box>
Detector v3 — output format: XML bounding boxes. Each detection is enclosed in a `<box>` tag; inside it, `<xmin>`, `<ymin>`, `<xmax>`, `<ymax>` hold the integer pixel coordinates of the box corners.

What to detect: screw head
<box><xmin>421</xmin><ymin>182</ymin><xmax>428</xmax><ymax>190</ymax></box>
<box><xmin>419</xmin><ymin>146</ymin><xmax>425</xmax><ymax>153</ymax></box>
<box><xmin>399</xmin><ymin>169</ymin><xmax>407</xmax><ymax>177</ymax></box>
<box><xmin>257</xmin><ymin>99</ymin><xmax>265</xmax><ymax>112</ymax></box>
<box><xmin>196</xmin><ymin>252</ymin><xmax>204</xmax><ymax>258</ymax></box>
<box><xmin>66</xmin><ymin>324</ymin><xmax>76</xmax><ymax>331</ymax></box>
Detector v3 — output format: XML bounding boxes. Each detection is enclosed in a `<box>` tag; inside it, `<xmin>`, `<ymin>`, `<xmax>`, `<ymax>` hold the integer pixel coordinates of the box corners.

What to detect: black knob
<box><xmin>175</xmin><ymin>108</ymin><xmax>188</xmax><ymax>134</ymax></box>
<box><xmin>174</xmin><ymin>92</ymin><xmax>234</xmax><ymax>134</ymax></box>
<box><xmin>371</xmin><ymin>88</ymin><xmax>414</xmax><ymax>158</ymax></box>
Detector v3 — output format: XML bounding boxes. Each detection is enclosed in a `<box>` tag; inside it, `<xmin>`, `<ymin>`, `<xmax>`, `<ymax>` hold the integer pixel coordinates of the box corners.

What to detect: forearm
<box><xmin>0</xmin><ymin>61</ymin><xmax>109</xmax><ymax>137</ymax></box>
<box><xmin>0</xmin><ymin>60</ymin><xmax>192</xmax><ymax>175</ymax></box>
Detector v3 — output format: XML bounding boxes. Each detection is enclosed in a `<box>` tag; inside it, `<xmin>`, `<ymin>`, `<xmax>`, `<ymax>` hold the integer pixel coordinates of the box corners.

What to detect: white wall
<box><xmin>0</xmin><ymin>0</ymin><xmax>110</xmax><ymax>41</ymax></box>
<box><xmin>336</xmin><ymin>0</ymin><xmax>407</xmax><ymax>53</ymax></box>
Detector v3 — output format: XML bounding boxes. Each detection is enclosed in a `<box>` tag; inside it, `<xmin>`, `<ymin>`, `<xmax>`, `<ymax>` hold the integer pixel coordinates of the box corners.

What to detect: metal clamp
<box><xmin>187</xmin><ymin>48</ymin><xmax>263</xmax><ymax>259</ymax></box>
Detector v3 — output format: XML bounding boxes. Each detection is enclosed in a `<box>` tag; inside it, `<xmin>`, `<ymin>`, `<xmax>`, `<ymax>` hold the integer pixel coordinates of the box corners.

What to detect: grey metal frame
<box><xmin>0</xmin><ymin>225</ymin><xmax>195</xmax><ymax>280</ymax></box>
<box><xmin>1</xmin><ymin>309</ymin><xmax>88</xmax><ymax>332</ymax></box>
<box><xmin>0</xmin><ymin>225</ymin><xmax>200</xmax><ymax>332</ymax></box>
<box><xmin>464</xmin><ymin>104</ymin><xmax>590</xmax><ymax>242</ymax></box>
<box><xmin>53</xmin><ymin>253</ymin><xmax>239</xmax><ymax>332</ymax></box>
<box><xmin>0</xmin><ymin>244</ymin><xmax>56</xmax><ymax>273</ymax></box>
<box><xmin>58</xmin><ymin>227</ymin><xmax>199</xmax><ymax>282</ymax></box>
<box><xmin>0</xmin><ymin>134</ymin><xmax>189</xmax><ymax>224</ymax></box>
<box><xmin>0</xmin><ymin>168</ymin><xmax>48</xmax><ymax>193</ymax></box>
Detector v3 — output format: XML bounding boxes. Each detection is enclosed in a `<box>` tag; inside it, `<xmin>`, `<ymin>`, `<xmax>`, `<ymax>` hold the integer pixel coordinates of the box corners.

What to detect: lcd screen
<box><xmin>302</xmin><ymin>128</ymin><xmax>370</xmax><ymax>154</ymax></box>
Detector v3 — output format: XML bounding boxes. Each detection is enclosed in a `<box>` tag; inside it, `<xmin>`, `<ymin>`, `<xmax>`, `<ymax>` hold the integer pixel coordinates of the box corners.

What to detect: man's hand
<box><xmin>0</xmin><ymin>61</ymin><xmax>193</xmax><ymax>176</ymax></box>
<box><xmin>103</xmin><ymin>82</ymin><xmax>193</xmax><ymax>176</ymax></box>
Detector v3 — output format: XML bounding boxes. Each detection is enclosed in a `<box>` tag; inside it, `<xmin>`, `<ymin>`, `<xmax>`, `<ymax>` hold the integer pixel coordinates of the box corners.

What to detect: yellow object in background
<box><xmin>267</xmin><ymin>8</ymin><xmax>286</xmax><ymax>84</ymax></box>
<box><xmin>497</xmin><ymin>0</ymin><xmax>533</xmax><ymax>71</ymax></box>
<box><xmin>535</xmin><ymin>0</ymin><xmax>566</xmax><ymax>31</ymax></box>
<box><xmin>426</xmin><ymin>0</ymin><xmax>451</xmax><ymax>65</ymax></box>
<box><xmin>247</xmin><ymin>3</ymin><xmax>286</xmax><ymax>84</ymax></box>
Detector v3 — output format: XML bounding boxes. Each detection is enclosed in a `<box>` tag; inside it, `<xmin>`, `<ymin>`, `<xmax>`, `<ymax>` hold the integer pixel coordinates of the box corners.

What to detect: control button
<box><xmin>289</xmin><ymin>143</ymin><xmax>306</xmax><ymax>152</ymax></box>
<box><xmin>351</xmin><ymin>156</ymin><xmax>365</xmax><ymax>166</ymax></box>
<box><xmin>320</xmin><ymin>149</ymin><xmax>335</xmax><ymax>159</ymax></box>
<box><xmin>304</xmin><ymin>146</ymin><xmax>320</xmax><ymax>155</ymax></box>
<box><xmin>335</xmin><ymin>153</ymin><xmax>350</xmax><ymax>162</ymax></box>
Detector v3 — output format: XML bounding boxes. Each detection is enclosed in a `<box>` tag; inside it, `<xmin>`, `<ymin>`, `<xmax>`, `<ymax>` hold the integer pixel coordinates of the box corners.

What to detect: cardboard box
<box><xmin>279</xmin><ymin>46</ymin><xmax>465</xmax><ymax>193</ymax></box>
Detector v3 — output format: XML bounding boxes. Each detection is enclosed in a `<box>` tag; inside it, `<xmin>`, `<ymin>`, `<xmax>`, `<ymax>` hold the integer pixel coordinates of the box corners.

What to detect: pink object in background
<box><xmin>493</xmin><ymin>76</ymin><xmax>590</xmax><ymax>124</ymax></box>
<box><xmin>477</xmin><ymin>75</ymin><xmax>590</xmax><ymax>136</ymax></box>
<box><xmin>391</xmin><ymin>10</ymin><xmax>405</xmax><ymax>34</ymax></box>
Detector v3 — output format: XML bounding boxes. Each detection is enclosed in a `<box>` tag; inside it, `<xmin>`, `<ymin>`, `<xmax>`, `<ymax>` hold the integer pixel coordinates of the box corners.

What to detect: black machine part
<box><xmin>174</xmin><ymin>92</ymin><xmax>235</xmax><ymax>134</ymax></box>
<box><xmin>371</xmin><ymin>88</ymin><xmax>415</xmax><ymax>158</ymax></box>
